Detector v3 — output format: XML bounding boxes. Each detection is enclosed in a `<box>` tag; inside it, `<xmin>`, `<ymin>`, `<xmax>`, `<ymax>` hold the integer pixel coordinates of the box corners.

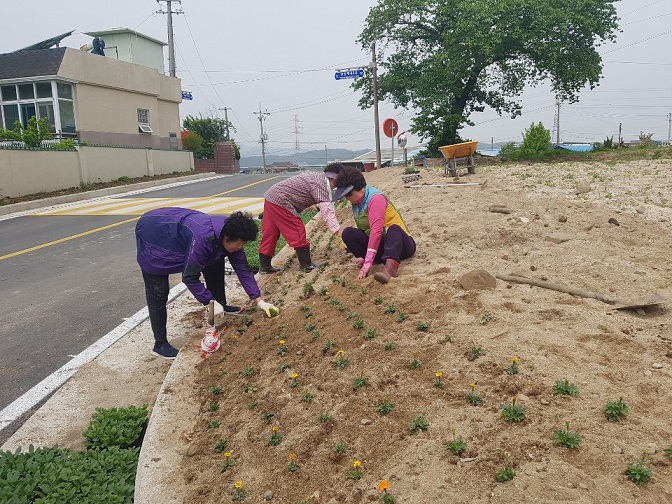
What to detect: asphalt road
<box><xmin>0</xmin><ymin>173</ymin><xmax>283</xmax><ymax>413</ymax></box>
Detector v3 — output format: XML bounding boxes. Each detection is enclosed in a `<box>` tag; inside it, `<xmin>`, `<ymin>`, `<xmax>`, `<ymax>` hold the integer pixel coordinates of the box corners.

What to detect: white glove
<box><xmin>257</xmin><ymin>300</ymin><xmax>279</xmax><ymax>318</ymax></box>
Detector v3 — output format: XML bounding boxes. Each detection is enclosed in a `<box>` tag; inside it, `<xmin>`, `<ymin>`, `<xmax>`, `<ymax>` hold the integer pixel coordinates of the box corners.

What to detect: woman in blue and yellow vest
<box><xmin>332</xmin><ymin>166</ymin><xmax>416</xmax><ymax>284</ymax></box>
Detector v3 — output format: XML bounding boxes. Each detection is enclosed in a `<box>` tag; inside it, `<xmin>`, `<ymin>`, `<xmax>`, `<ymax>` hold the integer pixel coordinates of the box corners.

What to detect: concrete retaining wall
<box><xmin>0</xmin><ymin>146</ymin><xmax>194</xmax><ymax>198</ymax></box>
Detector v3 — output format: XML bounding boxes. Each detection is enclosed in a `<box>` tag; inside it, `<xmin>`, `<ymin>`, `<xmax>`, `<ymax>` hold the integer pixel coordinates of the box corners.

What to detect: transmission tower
<box><xmin>254</xmin><ymin>103</ymin><xmax>270</xmax><ymax>170</ymax></box>
<box><xmin>551</xmin><ymin>95</ymin><xmax>561</xmax><ymax>145</ymax></box>
<box><xmin>293</xmin><ymin>115</ymin><xmax>301</xmax><ymax>152</ymax></box>
<box><xmin>156</xmin><ymin>0</ymin><xmax>183</xmax><ymax>77</ymax></box>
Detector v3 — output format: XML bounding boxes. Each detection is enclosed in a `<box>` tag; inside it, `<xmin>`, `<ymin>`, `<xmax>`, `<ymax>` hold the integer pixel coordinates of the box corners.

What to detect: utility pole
<box><xmin>156</xmin><ymin>0</ymin><xmax>182</xmax><ymax>77</ymax></box>
<box><xmin>293</xmin><ymin>115</ymin><xmax>301</xmax><ymax>153</ymax></box>
<box><xmin>218</xmin><ymin>107</ymin><xmax>231</xmax><ymax>140</ymax></box>
<box><xmin>324</xmin><ymin>143</ymin><xmax>328</xmax><ymax>166</ymax></box>
<box><xmin>553</xmin><ymin>95</ymin><xmax>561</xmax><ymax>145</ymax></box>
<box><xmin>371</xmin><ymin>42</ymin><xmax>382</xmax><ymax>170</ymax></box>
<box><xmin>254</xmin><ymin>103</ymin><xmax>270</xmax><ymax>171</ymax></box>
<box><xmin>667</xmin><ymin>113</ymin><xmax>671</xmax><ymax>144</ymax></box>
<box><xmin>618</xmin><ymin>122</ymin><xmax>623</xmax><ymax>146</ymax></box>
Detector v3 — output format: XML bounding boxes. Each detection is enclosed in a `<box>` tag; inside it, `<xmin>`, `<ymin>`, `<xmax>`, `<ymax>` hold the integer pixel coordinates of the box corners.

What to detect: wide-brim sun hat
<box><xmin>332</xmin><ymin>185</ymin><xmax>354</xmax><ymax>202</ymax></box>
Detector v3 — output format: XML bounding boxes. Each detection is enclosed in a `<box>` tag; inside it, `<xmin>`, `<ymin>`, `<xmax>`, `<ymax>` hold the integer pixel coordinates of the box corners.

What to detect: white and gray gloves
<box><xmin>257</xmin><ymin>299</ymin><xmax>279</xmax><ymax>318</ymax></box>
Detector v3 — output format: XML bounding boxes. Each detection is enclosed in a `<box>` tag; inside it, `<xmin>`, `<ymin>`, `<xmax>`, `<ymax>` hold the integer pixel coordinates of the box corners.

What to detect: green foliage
<box><xmin>182</xmin><ymin>114</ymin><xmax>235</xmax><ymax>159</ymax></box>
<box><xmin>553</xmin><ymin>423</ymin><xmax>581</xmax><ymax>449</ymax></box>
<box><xmin>467</xmin><ymin>345</ymin><xmax>485</xmax><ymax>361</ymax></box>
<box><xmin>496</xmin><ymin>465</ymin><xmax>516</xmax><ymax>482</ymax></box>
<box><xmin>181</xmin><ymin>130</ymin><xmax>204</xmax><ymax>152</ymax></box>
<box><xmin>444</xmin><ymin>434</ymin><xmax>467</xmax><ymax>455</ymax></box>
<box><xmin>409</xmin><ymin>414</ymin><xmax>429</xmax><ymax>434</ymax></box>
<box><xmin>378</xmin><ymin>400</ymin><xmax>394</xmax><ymax>415</ymax></box>
<box><xmin>603</xmin><ymin>398</ymin><xmax>629</xmax><ymax>421</ymax></box>
<box><xmin>0</xmin><ymin>445</ymin><xmax>138</xmax><ymax>503</ymax></box>
<box><xmin>625</xmin><ymin>454</ymin><xmax>652</xmax><ymax>485</ymax></box>
<box><xmin>501</xmin><ymin>122</ymin><xmax>558</xmax><ymax>159</ymax></box>
<box><xmin>0</xmin><ymin>117</ymin><xmax>53</xmax><ymax>147</ymax></box>
<box><xmin>553</xmin><ymin>379</ymin><xmax>579</xmax><ymax>396</ymax></box>
<box><xmin>466</xmin><ymin>392</ymin><xmax>483</xmax><ymax>406</ymax></box>
<box><xmin>214</xmin><ymin>437</ymin><xmax>228</xmax><ymax>453</ymax></box>
<box><xmin>50</xmin><ymin>138</ymin><xmax>77</xmax><ymax>150</ymax></box>
<box><xmin>332</xmin><ymin>441</ymin><xmax>347</xmax><ymax>455</ymax></box>
<box><xmin>82</xmin><ymin>405</ymin><xmax>148</xmax><ymax>450</ymax></box>
<box><xmin>354</xmin><ymin>1</ymin><xmax>619</xmax><ymax>154</ymax></box>
<box><xmin>501</xmin><ymin>403</ymin><xmax>526</xmax><ymax>423</ymax></box>
<box><xmin>353</xmin><ymin>372</ymin><xmax>370</xmax><ymax>389</ymax></box>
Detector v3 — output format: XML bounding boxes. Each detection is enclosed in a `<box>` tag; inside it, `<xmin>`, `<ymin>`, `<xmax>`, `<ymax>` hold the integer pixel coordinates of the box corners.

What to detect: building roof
<box><xmin>84</xmin><ymin>28</ymin><xmax>167</xmax><ymax>46</ymax></box>
<box><xmin>0</xmin><ymin>47</ymin><xmax>66</xmax><ymax>80</ymax></box>
<box><xmin>15</xmin><ymin>31</ymin><xmax>74</xmax><ymax>52</ymax></box>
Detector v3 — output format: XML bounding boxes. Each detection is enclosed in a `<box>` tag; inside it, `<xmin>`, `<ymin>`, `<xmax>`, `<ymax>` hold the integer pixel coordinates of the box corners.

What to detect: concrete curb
<box><xmin>0</xmin><ymin>172</ymin><xmax>217</xmax><ymax>216</ymax></box>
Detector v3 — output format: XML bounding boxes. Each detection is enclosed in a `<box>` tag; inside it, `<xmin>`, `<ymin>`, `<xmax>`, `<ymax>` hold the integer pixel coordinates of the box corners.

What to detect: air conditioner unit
<box><xmin>139</xmin><ymin>124</ymin><xmax>153</xmax><ymax>134</ymax></box>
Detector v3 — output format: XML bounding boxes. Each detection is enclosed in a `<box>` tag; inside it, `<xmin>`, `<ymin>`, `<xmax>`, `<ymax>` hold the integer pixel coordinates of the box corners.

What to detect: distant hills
<box><xmin>240</xmin><ymin>148</ymin><xmax>370</xmax><ymax>168</ymax></box>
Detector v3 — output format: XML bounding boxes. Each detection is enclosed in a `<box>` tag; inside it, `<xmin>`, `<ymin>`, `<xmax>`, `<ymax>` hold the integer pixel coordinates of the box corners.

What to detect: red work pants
<box><xmin>259</xmin><ymin>201</ymin><xmax>309</xmax><ymax>256</ymax></box>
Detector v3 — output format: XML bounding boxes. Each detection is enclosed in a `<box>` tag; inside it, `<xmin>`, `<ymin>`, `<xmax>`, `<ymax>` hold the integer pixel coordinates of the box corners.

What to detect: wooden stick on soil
<box><xmin>496</xmin><ymin>274</ymin><xmax>618</xmax><ymax>305</ymax></box>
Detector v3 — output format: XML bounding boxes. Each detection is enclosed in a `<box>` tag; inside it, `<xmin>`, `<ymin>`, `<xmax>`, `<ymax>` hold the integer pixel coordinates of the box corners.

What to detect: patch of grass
<box><xmin>409</xmin><ymin>414</ymin><xmax>429</xmax><ymax>434</ymax></box>
<box><xmin>378</xmin><ymin>400</ymin><xmax>394</xmax><ymax>415</ymax></box>
<box><xmin>603</xmin><ymin>397</ymin><xmax>629</xmax><ymax>421</ymax></box>
<box><xmin>553</xmin><ymin>379</ymin><xmax>579</xmax><ymax>396</ymax></box>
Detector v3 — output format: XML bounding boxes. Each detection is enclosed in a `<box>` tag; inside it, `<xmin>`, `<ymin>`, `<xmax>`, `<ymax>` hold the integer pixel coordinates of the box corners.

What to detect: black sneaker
<box><xmin>151</xmin><ymin>342</ymin><xmax>179</xmax><ymax>360</ymax></box>
<box><xmin>224</xmin><ymin>305</ymin><xmax>243</xmax><ymax>315</ymax></box>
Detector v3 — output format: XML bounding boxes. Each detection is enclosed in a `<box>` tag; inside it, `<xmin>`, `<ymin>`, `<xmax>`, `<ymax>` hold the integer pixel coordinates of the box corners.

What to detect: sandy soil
<box><xmin>165</xmin><ymin>158</ymin><xmax>672</xmax><ymax>503</ymax></box>
<box><xmin>7</xmin><ymin>158</ymin><xmax>672</xmax><ymax>503</ymax></box>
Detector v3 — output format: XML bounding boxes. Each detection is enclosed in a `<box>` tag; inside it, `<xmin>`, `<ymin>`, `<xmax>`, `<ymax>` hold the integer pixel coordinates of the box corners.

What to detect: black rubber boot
<box><xmin>259</xmin><ymin>253</ymin><xmax>280</xmax><ymax>274</ymax></box>
<box><xmin>296</xmin><ymin>246</ymin><xmax>322</xmax><ymax>272</ymax></box>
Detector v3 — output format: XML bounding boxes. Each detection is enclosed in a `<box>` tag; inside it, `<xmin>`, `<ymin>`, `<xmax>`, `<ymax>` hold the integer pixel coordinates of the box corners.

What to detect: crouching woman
<box><xmin>332</xmin><ymin>166</ymin><xmax>416</xmax><ymax>283</ymax></box>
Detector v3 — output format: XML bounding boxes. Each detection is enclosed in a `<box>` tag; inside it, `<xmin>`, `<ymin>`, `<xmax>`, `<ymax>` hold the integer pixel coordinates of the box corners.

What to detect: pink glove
<box><xmin>358</xmin><ymin>248</ymin><xmax>377</xmax><ymax>279</ymax></box>
<box><xmin>355</xmin><ymin>257</ymin><xmax>365</xmax><ymax>266</ymax></box>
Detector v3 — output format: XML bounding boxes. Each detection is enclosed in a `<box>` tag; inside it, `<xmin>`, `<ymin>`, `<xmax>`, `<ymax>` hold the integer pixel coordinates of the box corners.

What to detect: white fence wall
<box><xmin>0</xmin><ymin>146</ymin><xmax>194</xmax><ymax>198</ymax></box>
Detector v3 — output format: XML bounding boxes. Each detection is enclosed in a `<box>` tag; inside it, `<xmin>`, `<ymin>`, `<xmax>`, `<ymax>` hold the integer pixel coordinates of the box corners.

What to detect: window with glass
<box><xmin>137</xmin><ymin>108</ymin><xmax>150</xmax><ymax>124</ymax></box>
<box><xmin>0</xmin><ymin>81</ymin><xmax>76</xmax><ymax>135</ymax></box>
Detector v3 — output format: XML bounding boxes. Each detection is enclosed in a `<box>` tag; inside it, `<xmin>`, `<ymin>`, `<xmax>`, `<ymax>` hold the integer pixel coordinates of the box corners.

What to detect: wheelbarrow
<box><xmin>438</xmin><ymin>141</ymin><xmax>479</xmax><ymax>177</ymax></box>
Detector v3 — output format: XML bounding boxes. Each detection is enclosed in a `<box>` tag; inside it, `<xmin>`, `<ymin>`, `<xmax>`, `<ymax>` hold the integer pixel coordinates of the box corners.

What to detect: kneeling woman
<box><xmin>332</xmin><ymin>166</ymin><xmax>416</xmax><ymax>283</ymax></box>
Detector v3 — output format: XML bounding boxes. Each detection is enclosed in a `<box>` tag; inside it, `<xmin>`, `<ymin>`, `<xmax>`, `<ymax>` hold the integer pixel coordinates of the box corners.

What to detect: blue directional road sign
<box><xmin>181</xmin><ymin>91</ymin><xmax>193</xmax><ymax>100</ymax></box>
<box><xmin>334</xmin><ymin>68</ymin><xmax>365</xmax><ymax>80</ymax></box>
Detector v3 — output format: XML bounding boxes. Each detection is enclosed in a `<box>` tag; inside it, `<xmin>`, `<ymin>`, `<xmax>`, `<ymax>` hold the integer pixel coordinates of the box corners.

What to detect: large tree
<box><xmin>354</xmin><ymin>0</ymin><xmax>620</xmax><ymax>154</ymax></box>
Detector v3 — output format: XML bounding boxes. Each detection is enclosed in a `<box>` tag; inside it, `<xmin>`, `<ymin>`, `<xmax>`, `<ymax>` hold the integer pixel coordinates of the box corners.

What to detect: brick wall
<box><xmin>194</xmin><ymin>141</ymin><xmax>240</xmax><ymax>174</ymax></box>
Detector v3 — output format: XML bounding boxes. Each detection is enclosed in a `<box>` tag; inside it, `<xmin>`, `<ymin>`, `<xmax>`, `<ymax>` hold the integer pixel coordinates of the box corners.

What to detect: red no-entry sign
<box><xmin>383</xmin><ymin>118</ymin><xmax>398</xmax><ymax>138</ymax></box>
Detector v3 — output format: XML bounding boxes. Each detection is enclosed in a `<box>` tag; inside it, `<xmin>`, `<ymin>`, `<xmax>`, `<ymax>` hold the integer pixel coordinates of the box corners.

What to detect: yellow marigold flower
<box><xmin>224</xmin><ymin>452</ymin><xmax>232</xmax><ymax>458</ymax></box>
<box><xmin>291</xmin><ymin>372</ymin><xmax>298</xmax><ymax>379</ymax></box>
<box><xmin>512</xmin><ymin>356</ymin><xmax>519</xmax><ymax>364</ymax></box>
<box><xmin>279</xmin><ymin>339</ymin><xmax>286</xmax><ymax>345</ymax></box>
<box><xmin>289</xmin><ymin>452</ymin><xmax>297</xmax><ymax>460</ymax></box>
<box><xmin>325</xmin><ymin>291</ymin><xmax>330</xmax><ymax>295</ymax></box>
<box><xmin>337</xmin><ymin>349</ymin><xmax>344</xmax><ymax>355</ymax></box>
<box><xmin>378</xmin><ymin>480</ymin><xmax>390</xmax><ymax>492</ymax></box>
<box><xmin>435</xmin><ymin>372</ymin><xmax>443</xmax><ymax>378</ymax></box>
<box><xmin>469</xmin><ymin>382</ymin><xmax>476</xmax><ymax>390</ymax></box>
<box><xmin>234</xmin><ymin>481</ymin><xmax>243</xmax><ymax>489</ymax></box>
<box><xmin>353</xmin><ymin>460</ymin><xmax>361</xmax><ymax>468</ymax></box>
<box><xmin>272</xmin><ymin>426</ymin><xmax>279</xmax><ymax>432</ymax></box>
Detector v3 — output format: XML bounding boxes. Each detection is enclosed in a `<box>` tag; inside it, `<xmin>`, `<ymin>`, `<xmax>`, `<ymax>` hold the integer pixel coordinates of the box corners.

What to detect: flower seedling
<box><xmin>362</xmin><ymin>327</ymin><xmax>377</xmax><ymax>340</ymax></box>
<box><xmin>301</xmin><ymin>391</ymin><xmax>315</xmax><ymax>403</ymax></box>
<box><xmin>311</xmin><ymin>329</ymin><xmax>320</xmax><ymax>341</ymax></box>
<box><xmin>242</xmin><ymin>365</ymin><xmax>254</xmax><ymax>377</ymax></box>
<box><xmin>220</xmin><ymin>451</ymin><xmax>235</xmax><ymax>473</ymax></box>
<box><xmin>208</xmin><ymin>420</ymin><xmax>221</xmax><ymax>429</ymax></box>
<box><xmin>207</xmin><ymin>401</ymin><xmax>219</xmax><ymax>412</ymax></box>
<box><xmin>353</xmin><ymin>372</ymin><xmax>369</xmax><ymax>389</ymax></box>
<box><xmin>553</xmin><ymin>379</ymin><xmax>579</xmax><ymax>396</ymax></box>
<box><xmin>496</xmin><ymin>464</ymin><xmax>516</xmax><ymax>482</ymax></box>
<box><xmin>433</xmin><ymin>371</ymin><xmax>444</xmax><ymax>389</ymax></box>
<box><xmin>408</xmin><ymin>352</ymin><xmax>421</xmax><ymax>369</ymax></box>
<box><xmin>304</xmin><ymin>322</ymin><xmax>316</xmax><ymax>332</ymax></box>
<box><xmin>289</xmin><ymin>372</ymin><xmax>299</xmax><ymax>388</ymax></box>
<box><xmin>501</xmin><ymin>395</ymin><xmax>526</xmax><ymax>422</ymax></box>
<box><xmin>603</xmin><ymin>397</ymin><xmax>629</xmax><ymax>422</ymax></box>
<box><xmin>505</xmin><ymin>357</ymin><xmax>519</xmax><ymax>375</ymax></box>
<box><xmin>288</xmin><ymin>452</ymin><xmax>300</xmax><ymax>472</ymax></box>
<box><xmin>378</xmin><ymin>400</ymin><xmax>394</xmax><ymax>416</ymax></box>
<box><xmin>304</xmin><ymin>310</ymin><xmax>314</xmax><ymax>319</ymax></box>
<box><xmin>409</xmin><ymin>414</ymin><xmax>429</xmax><ymax>434</ymax></box>
<box><xmin>333</xmin><ymin>350</ymin><xmax>350</xmax><ymax>369</ymax></box>
<box><xmin>214</xmin><ymin>437</ymin><xmax>228</xmax><ymax>453</ymax></box>
<box><xmin>374</xmin><ymin>296</ymin><xmax>383</xmax><ymax>305</ymax></box>
<box><xmin>360</xmin><ymin>287</ymin><xmax>369</xmax><ymax>296</ymax></box>
<box><xmin>303</xmin><ymin>283</ymin><xmax>315</xmax><ymax>296</ymax></box>
<box><xmin>379</xmin><ymin>480</ymin><xmax>396</xmax><ymax>504</ymax></box>
<box><xmin>384</xmin><ymin>341</ymin><xmax>395</xmax><ymax>351</ymax></box>
<box><xmin>385</xmin><ymin>304</ymin><xmax>397</xmax><ymax>314</ymax></box>
<box><xmin>261</xmin><ymin>411</ymin><xmax>275</xmax><ymax>424</ymax></box>
<box><xmin>467</xmin><ymin>345</ymin><xmax>485</xmax><ymax>361</ymax></box>
<box><xmin>466</xmin><ymin>382</ymin><xmax>483</xmax><ymax>406</ymax></box>
<box><xmin>269</xmin><ymin>426</ymin><xmax>283</xmax><ymax>446</ymax></box>
<box><xmin>346</xmin><ymin>311</ymin><xmax>358</xmax><ymax>320</ymax></box>
<box><xmin>332</xmin><ymin>440</ymin><xmax>347</xmax><ymax>456</ymax></box>
<box><xmin>278</xmin><ymin>361</ymin><xmax>289</xmax><ymax>373</ymax></box>
<box><xmin>444</xmin><ymin>427</ymin><xmax>467</xmax><ymax>455</ymax></box>
<box><xmin>278</xmin><ymin>339</ymin><xmax>287</xmax><ymax>356</ymax></box>
<box><xmin>318</xmin><ymin>413</ymin><xmax>332</xmax><ymax>423</ymax></box>
<box><xmin>319</xmin><ymin>287</ymin><xmax>330</xmax><ymax>296</ymax></box>
<box><xmin>209</xmin><ymin>385</ymin><xmax>223</xmax><ymax>395</ymax></box>
<box><xmin>232</xmin><ymin>481</ymin><xmax>245</xmax><ymax>502</ymax></box>
<box><xmin>417</xmin><ymin>321</ymin><xmax>430</xmax><ymax>332</ymax></box>
<box><xmin>349</xmin><ymin>460</ymin><xmax>363</xmax><ymax>480</ymax></box>
<box><xmin>625</xmin><ymin>452</ymin><xmax>652</xmax><ymax>485</ymax></box>
<box><xmin>442</xmin><ymin>335</ymin><xmax>453</xmax><ymax>343</ymax></box>
<box><xmin>553</xmin><ymin>422</ymin><xmax>581</xmax><ymax>449</ymax></box>
<box><xmin>396</xmin><ymin>311</ymin><xmax>406</xmax><ymax>323</ymax></box>
<box><xmin>664</xmin><ymin>446</ymin><xmax>672</xmax><ymax>459</ymax></box>
<box><xmin>479</xmin><ymin>310</ymin><xmax>493</xmax><ymax>325</ymax></box>
<box><xmin>322</xmin><ymin>339</ymin><xmax>336</xmax><ymax>354</ymax></box>
<box><xmin>352</xmin><ymin>319</ymin><xmax>364</xmax><ymax>330</ymax></box>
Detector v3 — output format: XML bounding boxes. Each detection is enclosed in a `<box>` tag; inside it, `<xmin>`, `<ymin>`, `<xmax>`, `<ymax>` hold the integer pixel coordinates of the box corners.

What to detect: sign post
<box><xmin>334</xmin><ymin>68</ymin><xmax>365</xmax><ymax>80</ymax></box>
<box><xmin>383</xmin><ymin>118</ymin><xmax>398</xmax><ymax>168</ymax></box>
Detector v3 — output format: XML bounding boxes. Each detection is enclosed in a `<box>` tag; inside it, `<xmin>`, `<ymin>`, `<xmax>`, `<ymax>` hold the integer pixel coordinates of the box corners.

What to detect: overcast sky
<box><xmin>3</xmin><ymin>0</ymin><xmax>671</xmax><ymax>155</ymax></box>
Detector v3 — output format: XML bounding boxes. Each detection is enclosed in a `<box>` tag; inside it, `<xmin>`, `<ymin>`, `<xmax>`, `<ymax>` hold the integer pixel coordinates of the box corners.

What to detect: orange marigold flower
<box><xmin>289</xmin><ymin>452</ymin><xmax>297</xmax><ymax>460</ymax></box>
<box><xmin>379</xmin><ymin>480</ymin><xmax>390</xmax><ymax>492</ymax></box>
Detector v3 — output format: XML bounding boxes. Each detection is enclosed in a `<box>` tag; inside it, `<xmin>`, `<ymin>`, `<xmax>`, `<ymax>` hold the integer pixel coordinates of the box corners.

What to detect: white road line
<box><xmin>0</xmin><ymin>283</ymin><xmax>187</xmax><ymax>433</ymax></box>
